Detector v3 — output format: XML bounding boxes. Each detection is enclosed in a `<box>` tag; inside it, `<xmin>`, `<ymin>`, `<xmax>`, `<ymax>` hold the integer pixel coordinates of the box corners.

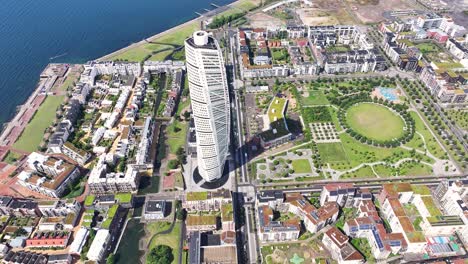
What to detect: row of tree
<box><xmin>337</xmin><ymin>95</ymin><xmax>415</xmax><ymax>148</ymax></box>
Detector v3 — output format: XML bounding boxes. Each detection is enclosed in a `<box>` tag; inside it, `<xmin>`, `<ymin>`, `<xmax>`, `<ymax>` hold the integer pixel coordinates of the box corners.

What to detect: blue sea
<box><xmin>0</xmin><ymin>0</ymin><xmax>233</xmax><ymax>126</ymax></box>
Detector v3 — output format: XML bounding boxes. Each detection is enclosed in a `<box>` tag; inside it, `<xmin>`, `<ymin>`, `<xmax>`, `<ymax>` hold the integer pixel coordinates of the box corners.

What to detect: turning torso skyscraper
<box><xmin>185</xmin><ymin>31</ymin><xmax>231</xmax><ymax>182</ymax></box>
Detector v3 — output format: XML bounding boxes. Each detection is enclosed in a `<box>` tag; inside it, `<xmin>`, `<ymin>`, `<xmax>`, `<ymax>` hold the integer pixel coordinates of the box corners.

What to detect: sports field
<box><xmin>346</xmin><ymin>103</ymin><xmax>404</xmax><ymax>141</ymax></box>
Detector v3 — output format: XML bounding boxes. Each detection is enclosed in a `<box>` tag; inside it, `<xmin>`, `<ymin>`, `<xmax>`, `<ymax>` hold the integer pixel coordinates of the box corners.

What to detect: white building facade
<box><xmin>185</xmin><ymin>31</ymin><xmax>231</xmax><ymax>182</ymax></box>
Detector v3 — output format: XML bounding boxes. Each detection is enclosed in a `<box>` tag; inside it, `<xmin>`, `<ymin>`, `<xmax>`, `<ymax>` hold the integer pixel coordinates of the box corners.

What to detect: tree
<box><xmin>106</xmin><ymin>253</ymin><xmax>116</xmax><ymax>264</ymax></box>
<box><xmin>183</xmin><ymin>111</ymin><xmax>191</xmax><ymax>121</ymax></box>
<box><xmin>147</xmin><ymin>245</ymin><xmax>174</xmax><ymax>264</ymax></box>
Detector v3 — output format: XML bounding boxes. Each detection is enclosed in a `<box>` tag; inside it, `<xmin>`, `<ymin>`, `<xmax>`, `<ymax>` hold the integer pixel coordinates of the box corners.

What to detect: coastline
<box><xmin>0</xmin><ymin>0</ymin><xmax>253</xmax><ymax>154</ymax></box>
<box><xmin>97</xmin><ymin>0</ymin><xmax>241</xmax><ymax>61</ymax></box>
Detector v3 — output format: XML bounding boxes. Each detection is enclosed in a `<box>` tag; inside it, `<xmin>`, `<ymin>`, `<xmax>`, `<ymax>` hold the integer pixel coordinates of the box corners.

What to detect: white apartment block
<box><xmin>17</xmin><ymin>153</ymin><xmax>81</xmax><ymax>198</ymax></box>
<box><xmin>87</xmin><ymin>155</ymin><xmax>139</xmax><ymax>194</ymax></box>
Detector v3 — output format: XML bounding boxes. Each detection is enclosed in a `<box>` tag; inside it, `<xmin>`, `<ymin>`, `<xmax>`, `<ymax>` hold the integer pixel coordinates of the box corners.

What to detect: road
<box><xmin>228</xmin><ymin>28</ymin><xmax>249</xmax><ymax>185</ymax></box>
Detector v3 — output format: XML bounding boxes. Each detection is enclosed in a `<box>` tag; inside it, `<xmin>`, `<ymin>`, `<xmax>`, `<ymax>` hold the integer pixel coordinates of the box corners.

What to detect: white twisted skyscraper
<box><xmin>185</xmin><ymin>31</ymin><xmax>230</xmax><ymax>182</ymax></box>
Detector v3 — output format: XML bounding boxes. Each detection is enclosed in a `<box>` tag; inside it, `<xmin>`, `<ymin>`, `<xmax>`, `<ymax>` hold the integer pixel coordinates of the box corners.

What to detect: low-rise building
<box><xmin>257</xmin><ymin>205</ymin><xmax>300</xmax><ymax>242</ymax></box>
<box><xmin>186</xmin><ymin>215</ymin><xmax>218</xmax><ymax>232</ymax></box>
<box><xmin>86</xmin><ymin>229</ymin><xmax>110</xmax><ymax>262</ymax></box>
<box><xmin>183</xmin><ymin>189</ymin><xmax>232</xmax><ymax>212</ymax></box>
<box><xmin>69</xmin><ymin>227</ymin><xmax>89</xmax><ymax>255</ymax></box>
<box><xmin>61</xmin><ymin>142</ymin><xmax>90</xmax><ymax>165</ymax></box>
<box><xmin>142</xmin><ymin>199</ymin><xmax>166</xmax><ymax>221</ymax></box>
<box><xmin>322</xmin><ymin>227</ymin><xmax>364</xmax><ymax>264</ymax></box>
<box><xmin>88</xmin><ymin>155</ymin><xmax>140</xmax><ymax>194</ymax></box>
<box><xmin>3</xmin><ymin>251</ymin><xmax>48</xmax><ymax>264</ymax></box>
<box><xmin>17</xmin><ymin>153</ymin><xmax>81</xmax><ymax>198</ymax></box>
<box><xmin>25</xmin><ymin>231</ymin><xmax>70</xmax><ymax>248</ymax></box>
<box><xmin>286</xmin><ymin>193</ymin><xmax>339</xmax><ymax>233</ymax></box>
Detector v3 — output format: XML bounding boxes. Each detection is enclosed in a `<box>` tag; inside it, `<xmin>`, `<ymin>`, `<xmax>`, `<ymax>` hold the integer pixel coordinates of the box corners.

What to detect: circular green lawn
<box><xmin>346</xmin><ymin>103</ymin><xmax>405</xmax><ymax>141</ymax></box>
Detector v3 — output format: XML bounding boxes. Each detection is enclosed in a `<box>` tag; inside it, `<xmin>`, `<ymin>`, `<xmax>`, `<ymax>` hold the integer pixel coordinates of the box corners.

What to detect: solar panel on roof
<box><xmin>372</xmin><ymin>230</ymin><xmax>384</xmax><ymax>249</ymax></box>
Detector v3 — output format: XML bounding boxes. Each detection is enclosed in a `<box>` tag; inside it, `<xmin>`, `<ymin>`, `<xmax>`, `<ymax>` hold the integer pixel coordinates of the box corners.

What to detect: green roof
<box><xmin>221</xmin><ymin>204</ymin><xmax>233</xmax><ymax>222</ymax></box>
<box><xmin>261</xmin><ymin>97</ymin><xmax>290</xmax><ymax>142</ymax></box>
<box><xmin>268</xmin><ymin>97</ymin><xmax>287</xmax><ymax>124</ymax></box>
<box><xmin>108</xmin><ymin>204</ymin><xmax>119</xmax><ymax>218</ymax></box>
<box><xmin>102</xmin><ymin>218</ymin><xmax>113</xmax><ymax>229</ymax></box>
<box><xmin>186</xmin><ymin>192</ymin><xmax>208</xmax><ymax>201</ymax></box>
<box><xmin>411</xmin><ymin>185</ymin><xmax>431</xmax><ymax>196</ymax></box>
<box><xmin>427</xmin><ymin>215</ymin><xmax>464</xmax><ymax>226</ymax></box>
<box><xmin>84</xmin><ymin>195</ymin><xmax>96</xmax><ymax>207</ymax></box>
<box><xmin>186</xmin><ymin>214</ymin><xmax>217</xmax><ymax>226</ymax></box>
<box><xmin>406</xmin><ymin>231</ymin><xmax>426</xmax><ymax>243</ymax></box>
<box><xmin>421</xmin><ymin>196</ymin><xmax>442</xmax><ymax>216</ymax></box>
<box><xmin>64</xmin><ymin>213</ymin><xmax>76</xmax><ymax>225</ymax></box>
<box><xmin>115</xmin><ymin>193</ymin><xmax>132</xmax><ymax>204</ymax></box>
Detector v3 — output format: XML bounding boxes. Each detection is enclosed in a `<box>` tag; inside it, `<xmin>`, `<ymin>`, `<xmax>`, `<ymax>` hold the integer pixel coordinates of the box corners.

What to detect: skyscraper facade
<box><xmin>185</xmin><ymin>31</ymin><xmax>230</xmax><ymax>182</ymax></box>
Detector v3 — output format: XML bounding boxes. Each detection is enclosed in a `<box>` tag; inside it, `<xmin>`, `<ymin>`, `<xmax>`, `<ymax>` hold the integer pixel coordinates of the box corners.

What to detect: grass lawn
<box><xmin>317</xmin><ymin>143</ymin><xmax>348</xmax><ymax>163</ymax></box>
<box><xmin>108</xmin><ymin>22</ymin><xmax>199</xmax><ymax>62</ymax></box>
<box><xmin>408</xmin><ymin>111</ymin><xmax>445</xmax><ymax>159</ymax></box>
<box><xmin>372</xmin><ymin>164</ymin><xmax>393</xmax><ymax>177</ymax></box>
<box><xmin>341</xmin><ymin>165</ymin><xmax>376</xmax><ymax>179</ymax></box>
<box><xmin>291</xmin><ymin>159</ymin><xmax>312</xmax><ymax>173</ymax></box>
<box><xmin>398</xmin><ymin>161</ymin><xmax>433</xmax><ymax>176</ymax></box>
<box><xmin>149</xmin><ymin>221</ymin><xmax>182</xmax><ymax>264</ymax></box>
<box><xmin>148</xmin><ymin>49</ymin><xmax>174</xmax><ymax>61</ymax></box>
<box><xmin>416</xmin><ymin>42</ymin><xmax>442</xmax><ymax>54</ymax></box>
<box><xmin>302</xmin><ymin>90</ymin><xmax>329</xmax><ymax>106</ymax></box>
<box><xmin>2</xmin><ymin>151</ymin><xmax>22</xmax><ymax>164</ymax></box>
<box><xmin>166</xmin><ymin>120</ymin><xmax>188</xmax><ymax>154</ymax></box>
<box><xmin>13</xmin><ymin>95</ymin><xmax>65</xmax><ymax>152</ymax></box>
<box><xmin>351</xmin><ymin>238</ymin><xmax>375</xmax><ymax>262</ymax></box>
<box><xmin>346</xmin><ymin>103</ymin><xmax>404</xmax><ymax>141</ymax></box>
<box><xmin>56</xmin><ymin>69</ymin><xmax>81</xmax><ymax>92</ymax></box>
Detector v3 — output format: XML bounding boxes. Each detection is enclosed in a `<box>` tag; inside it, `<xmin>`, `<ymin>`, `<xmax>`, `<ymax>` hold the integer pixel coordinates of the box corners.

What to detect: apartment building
<box><xmin>61</xmin><ymin>142</ymin><xmax>90</xmax><ymax>165</ymax></box>
<box><xmin>322</xmin><ymin>227</ymin><xmax>364</xmax><ymax>264</ymax></box>
<box><xmin>186</xmin><ymin>215</ymin><xmax>218</xmax><ymax>232</ymax></box>
<box><xmin>183</xmin><ymin>189</ymin><xmax>232</xmax><ymax>212</ymax></box>
<box><xmin>419</xmin><ymin>66</ymin><xmax>468</xmax><ymax>103</ymax></box>
<box><xmin>87</xmin><ymin>229</ymin><xmax>110</xmax><ymax>262</ymax></box>
<box><xmin>286</xmin><ymin>193</ymin><xmax>339</xmax><ymax>233</ymax></box>
<box><xmin>37</xmin><ymin>199</ymin><xmax>81</xmax><ymax>217</ymax></box>
<box><xmin>17</xmin><ymin>153</ymin><xmax>81</xmax><ymax>198</ymax></box>
<box><xmin>257</xmin><ymin>205</ymin><xmax>300</xmax><ymax>242</ymax></box>
<box><xmin>88</xmin><ymin>155</ymin><xmax>140</xmax><ymax>194</ymax></box>
<box><xmin>320</xmin><ymin>183</ymin><xmax>372</xmax><ymax>208</ymax></box>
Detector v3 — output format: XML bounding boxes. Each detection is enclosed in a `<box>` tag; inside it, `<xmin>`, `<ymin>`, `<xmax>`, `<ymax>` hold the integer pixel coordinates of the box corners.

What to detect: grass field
<box><xmin>291</xmin><ymin>159</ymin><xmax>312</xmax><ymax>173</ymax></box>
<box><xmin>108</xmin><ymin>22</ymin><xmax>199</xmax><ymax>62</ymax></box>
<box><xmin>317</xmin><ymin>143</ymin><xmax>348</xmax><ymax>163</ymax></box>
<box><xmin>341</xmin><ymin>165</ymin><xmax>376</xmax><ymax>179</ymax></box>
<box><xmin>166</xmin><ymin>120</ymin><xmax>188</xmax><ymax>154</ymax></box>
<box><xmin>2</xmin><ymin>151</ymin><xmax>22</xmax><ymax>164</ymax></box>
<box><xmin>408</xmin><ymin>111</ymin><xmax>445</xmax><ymax>159</ymax></box>
<box><xmin>13</xmin><ymin>95</ymin><xmax>65</xmax><ymax>152</ymax></box>
<box><xmin>302</xmin><ymin>90</ymin><xmax>329</xmax><ymax>106</ymax></box>
<box><xmin>346</xmin><ymin>103</ymin><xmax>404</xmax><ymax>141</ymax></box>
<box><xmin>416</xmin><ymin>42</ymin><xmax>442</xmax><ymax>54</ymax></box>
<box><xmin>148</xmin><ymin>221</ymin><xmax>181</xmax><ymax>264</ymax></box>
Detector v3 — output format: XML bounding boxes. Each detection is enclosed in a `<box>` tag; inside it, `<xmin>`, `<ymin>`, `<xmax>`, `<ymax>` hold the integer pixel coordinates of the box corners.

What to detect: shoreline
<box><xmin>97</xmin><ymin>0</ymin><xmax>240</xmax><ymax>61</ymax></box>
<box><xmin>0</xmin><ymin>0</ymin><xmax>252</xmax><ymax>152</ymax></box>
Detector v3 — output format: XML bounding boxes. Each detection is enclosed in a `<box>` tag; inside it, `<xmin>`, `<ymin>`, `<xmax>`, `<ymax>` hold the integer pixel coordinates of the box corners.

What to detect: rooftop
<box><xmin>186</xmin><ymin>214</ymin><xmax>217</xmax><ymax>226</ymax></box>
